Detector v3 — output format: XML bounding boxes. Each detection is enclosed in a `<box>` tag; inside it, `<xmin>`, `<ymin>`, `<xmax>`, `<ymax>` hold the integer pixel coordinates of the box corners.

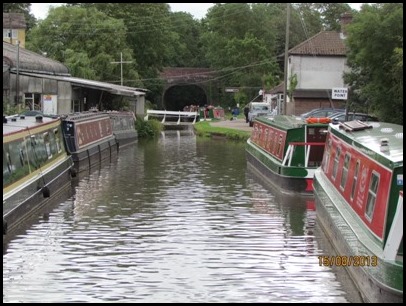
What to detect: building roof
<box><xmin>267</xmin><ymin>82</ymin><xmax>284</xmax><ymax>94</ymax></box>
<box><xmin>3</xmin><ymin>41</ymin><xmax>70</xmax><ymax>75</ymax></box>
<box><xmin>289</xmin><ymin>31</ymin><xmax>347</xmax><ymax>56</ymax></box>
<box><xmin>3</xmin><ymin>13</ymin><xmax>26</xmax><ymax>29</ymax></box>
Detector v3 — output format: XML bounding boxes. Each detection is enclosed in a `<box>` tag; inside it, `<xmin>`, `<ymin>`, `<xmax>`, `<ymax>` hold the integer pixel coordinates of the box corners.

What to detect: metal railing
<box><xmin>144</xmin><ymin>110</ymin><xmax>199</xmax><ymax>125</ymax></box>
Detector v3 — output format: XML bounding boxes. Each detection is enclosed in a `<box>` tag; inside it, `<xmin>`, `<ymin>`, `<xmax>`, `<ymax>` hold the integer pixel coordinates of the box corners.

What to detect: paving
<box><xmin>206</xmin><ymin>118</ymin><xmax>253</xmax><ymax>132</ymax></box>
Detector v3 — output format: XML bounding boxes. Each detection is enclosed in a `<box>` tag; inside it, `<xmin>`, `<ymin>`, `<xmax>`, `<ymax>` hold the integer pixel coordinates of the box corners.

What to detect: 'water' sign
<box><xmin>332</xmin><ymin>88</ymin><xmax>348</xmax><ymax>100</ymax></box>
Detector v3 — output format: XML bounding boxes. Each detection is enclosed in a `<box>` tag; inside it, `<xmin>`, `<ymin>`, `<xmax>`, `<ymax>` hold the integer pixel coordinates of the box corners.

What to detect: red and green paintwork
<box><xmin>314</xmin><ymin>120</ymin><xmax>403</xmax><ymax>303</ymax></box>
<box><xmin>246</xmin><ymin>115</ymin><xmax>329</xmax><ymax>195</ymax></box>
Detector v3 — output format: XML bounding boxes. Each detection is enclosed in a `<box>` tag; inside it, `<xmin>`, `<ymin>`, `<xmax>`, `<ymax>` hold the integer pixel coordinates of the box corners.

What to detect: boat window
<box><xmin>322</xmin><ymin>139</ymin><xmax>332</xmax><ymax>172</ymax></box>
<box><xmin>43</xmin><ymin>132</ymin><xmax>53</xmax><ymax>159</ymax></box>
<box><xmin>34</xmin><ymin>134</ymin><xmax>46</xmax><ymax>164</ymax></box>
<box><xmin>54</xmin><ymin>129</ymin><xmax>62</xmax><ymax>153</ymax></box>
<box><xmin>365</xmin><ymin>172</ymin><xmax>380</xmax><ymax>221</ymax></box>
<box><xmin>264</xmin><ymin>129</ymin><xmax>269</xmax><ymax>151</ymax></box>
<box><xmin>3</xmin><ymin>141</ymin><xmax>30</xmax><ymax>186</ymax></box>
<box><xmin>3</xmin><ymin>149</ymin><xmax>12</xmax><ymax>186</ymax></box>
<box><xmin>351</xmin><ymin>160</ymin><xmax>360</xmax><ymax>202</ymax></box>
<box><xmin>268</xmin><ymin>130</ymin><xmax>274</xmax><ymax>152</ymax></box>
<box><xmin>332</xmin><ymin>147</ymin><xmax>341</xmax><ymax>180</ymax></box>
<box><xmin>340</xmin><ymin>153</ymin><xmax>351</xmax><ymax>190</ymax></box>
<box><xmin>277</xmin><ymin>135</ymin><xmax>283</xmax><ymax>157</ymax></box>
<box><xmin>29</xmin><ymin>135</ymin><xmax>40</xmax><ymax>169</ymax></box>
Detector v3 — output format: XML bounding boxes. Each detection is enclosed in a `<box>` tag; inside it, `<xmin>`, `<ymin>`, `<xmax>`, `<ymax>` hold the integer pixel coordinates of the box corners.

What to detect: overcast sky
<box><xmin>30</xmin><ymin>3</ymin><xmax>365</xmax><ymax>21</ymax></box>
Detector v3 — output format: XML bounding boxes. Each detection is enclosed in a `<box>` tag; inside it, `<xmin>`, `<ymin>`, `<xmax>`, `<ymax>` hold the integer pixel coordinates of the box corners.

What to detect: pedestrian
<box><xmin>244</xmin><ymin>104</ymin><xmax>250</xmax><ymax>123</ymax></box>
<box><xmin>232</xmin><ymin>107</ymin><xmax>238</xmax><ymax>120</ymax></box>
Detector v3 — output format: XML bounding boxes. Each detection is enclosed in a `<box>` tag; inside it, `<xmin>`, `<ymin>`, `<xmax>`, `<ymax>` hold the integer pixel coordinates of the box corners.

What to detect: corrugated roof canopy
<box><xmin>3</xmin><ymin>41</ymin><xmax>69</xmax><ymax>75</ymax></box>
<box><xmin>17</xmin><ymin>72</ymin><xmax>147</xmax><ymax>97</ymax></box>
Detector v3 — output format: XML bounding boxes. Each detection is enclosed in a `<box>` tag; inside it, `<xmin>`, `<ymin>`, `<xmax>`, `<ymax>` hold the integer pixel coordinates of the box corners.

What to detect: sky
<box><xmin>30</xmin><ymin>3</ymin><xmax>365</xmax><ymax>21</ymax></box>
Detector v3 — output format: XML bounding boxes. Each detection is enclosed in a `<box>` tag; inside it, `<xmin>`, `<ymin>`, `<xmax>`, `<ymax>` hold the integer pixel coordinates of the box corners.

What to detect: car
<box><xmin>248</xmin><ymin>102</ymin><xmax>273</xmax><ymax>127</ymax></box>
<box><xmin>328</xmin><ymin>112</ymin><xmax>379</xmax><ymax>123</ymax></box>
<box><xmin>299</xmin><ymin>108</ymin><xmax>345</xmax><ymax>119</ymax></box>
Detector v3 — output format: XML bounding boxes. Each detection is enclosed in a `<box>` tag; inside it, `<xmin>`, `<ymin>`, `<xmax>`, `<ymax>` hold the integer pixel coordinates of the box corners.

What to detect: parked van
<box><xmin>248</xmin><ymin>102</ymin><xmax>273</xmax><ymax>127</ymax></box>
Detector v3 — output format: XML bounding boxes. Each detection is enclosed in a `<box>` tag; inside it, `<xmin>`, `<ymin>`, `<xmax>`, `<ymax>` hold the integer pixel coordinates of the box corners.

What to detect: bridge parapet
<box><xmin>144</xmin><ymin>110</ymin><xmax>199</xmax><ymax>125</ymax></box>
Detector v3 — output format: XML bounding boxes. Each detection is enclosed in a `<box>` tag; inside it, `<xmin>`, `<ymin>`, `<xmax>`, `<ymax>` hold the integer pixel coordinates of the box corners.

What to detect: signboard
<box><xmin>332</xmin><ymin>87</ymin><xmax>348</xmax><ymax>100</ymax></box>
<box><xmin>42</xmin><ymin>94</ymin><xmax>58</xmax><ymax>115</ymax></box>
<box><xmin>225</xmin><ymin>88</ymin><xmax>239</xmax><ymax>93</ymax></box>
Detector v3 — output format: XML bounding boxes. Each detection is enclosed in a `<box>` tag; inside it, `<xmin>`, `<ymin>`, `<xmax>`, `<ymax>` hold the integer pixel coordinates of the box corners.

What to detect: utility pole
<box><xmin>282</xmin><ymin>3</ymin><xmax>290</xmax><ymax>115</ymax></box>
<box><xmin>9</xmin><ymin>12</ymin><xmax>12</xmax><ymax>44</ymax></box>
<box><xmin>111</xmin><ymin>52</ymin><xmax>132</xmax><ymax>86</ymax></box>
<box><xmin>16</xmin><ymin>40</ymin><xmax>20</xmax><ymax>107</ymax></box>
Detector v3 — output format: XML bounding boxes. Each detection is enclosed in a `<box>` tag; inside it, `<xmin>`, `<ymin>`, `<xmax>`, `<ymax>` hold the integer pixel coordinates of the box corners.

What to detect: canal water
<box><xmin>3</xmin><ymin>129</ymin><xmax>362</xmax><ymax>303</ymax></box>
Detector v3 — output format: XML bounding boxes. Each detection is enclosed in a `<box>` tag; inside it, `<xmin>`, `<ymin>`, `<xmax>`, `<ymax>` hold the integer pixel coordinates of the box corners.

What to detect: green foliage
<box><xmin>344</xmin><ymin>3</ymin><xmax>403</xmax><ymax>124</ymax></box>
<box><xmin>194</xmin><ymin>121</ymin><xmax>250</xmax><ymax>142</ymax></box>
<box><xmin>234</xmin><ymin>92</ymin><xmax>248</xmax><ymax>107</ymax></box>
<box><xmin>26</xmin><ymin>5</ymin><xmax>141</xmax><ymax>86</ymax></box>
<box><xmin>312</xmin><ymin>3</ymin><xmax>353</xmax><ymax>31</ymax></box>
<box><xmin>288</xmin><ymin>73</ymin><xmax>298</xmax><ymax>100</ymax></box>
<box><xmin>3</xmin><ymin>102</ymin><xmax>19</xmax><ymax>115</ymax></box>
<box><xmin>135</xmin><ymin>116</ymin><xmax>163</xmax><ymax>138</ymax></box>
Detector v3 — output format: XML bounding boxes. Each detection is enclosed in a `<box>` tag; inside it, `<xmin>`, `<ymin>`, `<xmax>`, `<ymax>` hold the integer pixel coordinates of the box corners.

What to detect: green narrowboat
<box><xmin>246</xmin><ymin>115</ymin><xmax>330</xmax><ymax>196</ymax></box>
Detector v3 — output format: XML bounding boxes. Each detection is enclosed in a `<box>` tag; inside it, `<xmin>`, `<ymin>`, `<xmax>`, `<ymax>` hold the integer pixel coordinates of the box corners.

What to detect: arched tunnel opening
<box><xmin>163</xmin><ymin>85</ymin><xmax>207</xmax><ymax>111</ymax></box>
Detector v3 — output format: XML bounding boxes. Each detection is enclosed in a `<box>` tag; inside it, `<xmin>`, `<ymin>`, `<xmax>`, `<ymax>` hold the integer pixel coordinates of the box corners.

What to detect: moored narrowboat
<box><xmin>108</xmin><ymin>111</ymin><xmax>137</xmax><ymax>148</ymax></box>
<box><xmin>246</xmin><ymin>115</ymin><xmax>330</xmax><ymax>196</ymax></box>
<box><xmin>61</xmin><ymin>111</ymin><xmax>118</xmax><ymax>173</ymax></box>
<box><xmin>314</xmin><ymin>120</ymin><xmax>403</xmax><ymax>303</ymax></box>
<box><xmin>3</xmin><ymin>114</ymin><xmax>74</xmax><ymax>235</ymax></box>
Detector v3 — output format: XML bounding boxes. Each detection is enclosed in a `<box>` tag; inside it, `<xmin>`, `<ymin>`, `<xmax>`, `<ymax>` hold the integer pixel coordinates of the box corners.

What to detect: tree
<box><xmin>344</xmin><ymin>3</ymin><xmax>403</xmax><ymax>124</ymax></box>
<box><xmin>313</xmin><ymin>3</ymin><xmax>353</xmax><ymax>31</ymax></box>
<box><xmin>26</xmin><ymin>5</ymin><xmax>141</xmax><ymax>87</ymax></box>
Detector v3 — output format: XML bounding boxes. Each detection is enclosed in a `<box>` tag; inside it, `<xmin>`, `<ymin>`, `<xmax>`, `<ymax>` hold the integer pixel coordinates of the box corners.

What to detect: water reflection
<box><xmin>3</xmin><ymin>131</ymin><xmax>358</xmax><ymax>303</ymax></box>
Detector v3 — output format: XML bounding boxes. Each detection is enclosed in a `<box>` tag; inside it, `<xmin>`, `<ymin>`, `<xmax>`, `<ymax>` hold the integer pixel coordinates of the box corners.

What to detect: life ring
<box><xmin>306</xmin><ymin>117</ymin><xmax>332</xmax><ymax>124</ymax></box>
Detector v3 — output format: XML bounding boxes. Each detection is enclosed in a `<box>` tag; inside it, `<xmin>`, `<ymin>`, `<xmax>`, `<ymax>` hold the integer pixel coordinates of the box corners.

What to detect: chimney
<box><xmin>340</xmin><ymin>12</ymin><xmax>353</xmax><ymax>39</ymax></box>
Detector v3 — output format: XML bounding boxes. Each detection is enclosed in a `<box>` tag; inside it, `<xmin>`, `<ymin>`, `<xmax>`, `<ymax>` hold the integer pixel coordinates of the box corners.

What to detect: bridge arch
<box><xmin>160</xmin><ymin>67</ymin><xmax>219</xmax><ymax>110</ymax></box>
<box><xmin>163</xmin><ymin>84</ymin><xmax>208</xmax><ymax>111</ymax></box>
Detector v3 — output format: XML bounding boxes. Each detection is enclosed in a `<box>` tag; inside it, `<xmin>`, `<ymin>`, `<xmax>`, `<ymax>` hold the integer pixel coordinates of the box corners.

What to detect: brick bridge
<box><xmin>159</xmin><ymin>67</ymin><xmax>219</xmax><ymax>111</ymax></box>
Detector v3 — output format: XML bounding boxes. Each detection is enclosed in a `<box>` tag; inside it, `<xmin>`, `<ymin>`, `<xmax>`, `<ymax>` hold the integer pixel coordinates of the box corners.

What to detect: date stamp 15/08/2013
<box><xmin>318</xmin><ymin>255</ymin><xmax>378</xmax><ymax>267</ymax></box>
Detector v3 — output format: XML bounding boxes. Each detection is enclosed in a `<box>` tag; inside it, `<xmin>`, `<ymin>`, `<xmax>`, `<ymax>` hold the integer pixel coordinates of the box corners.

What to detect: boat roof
<box><xmin>62</xmin><ymin>111</ymin><xmax>110</xmax><ymax>122</ymax></box>
<box><xmin>3</xmin><ymin>115</ymin><xmax>60</xmax><ymax>136</ymax></box>
<box><xmin>257</xmin><ymin>114</ymin><xmax>328</xmax><ymax>129</ymax></box>
<box><xmin>329</xmin><ymin>121</ymin><xmax>403</xmax><ymax>165</ymax></box>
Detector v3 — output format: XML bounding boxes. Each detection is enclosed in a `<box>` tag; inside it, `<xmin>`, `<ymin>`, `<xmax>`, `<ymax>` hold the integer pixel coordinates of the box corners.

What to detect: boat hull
<box><xmin>114</xmin><ymin>130</ymin><xmax>138</xmax><ymax>148</ymax></box>
<box><xmin>246</xmin><ymin>139</ymin><xmax>314</xmax><ymax>196</ymax></box>
<box><xmin>3</xmin><ymin>156</ymin><xmax>73</xmax><ymax>235</ymax></box>
<box><xmin>109</xmin><ymin>111</ymin><xmax>138</xmax><ymax>148</ymax></box>
<box><xmin>314</xmin><ymin>168</ymin><xmax>403</xmax><ymax>303</ymax></box>
<box><xmin>70</xmin><ymin>137</ymin><xmax>118</xmax><ymax>173</ymax></box>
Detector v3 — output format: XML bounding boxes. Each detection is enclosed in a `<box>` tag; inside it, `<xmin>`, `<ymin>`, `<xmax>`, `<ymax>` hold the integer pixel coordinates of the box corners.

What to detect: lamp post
<box><xmin>282</xmin><ymin>3</ymin><xmax>290</xmax><ymax>115</ymax></box>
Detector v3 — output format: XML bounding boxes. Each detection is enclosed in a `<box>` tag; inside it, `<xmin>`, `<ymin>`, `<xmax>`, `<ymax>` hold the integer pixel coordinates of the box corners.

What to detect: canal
<box><xmin>3</xmin><ymin>129</ymin><xmax>362</xmax><ymax>303</ymax></box>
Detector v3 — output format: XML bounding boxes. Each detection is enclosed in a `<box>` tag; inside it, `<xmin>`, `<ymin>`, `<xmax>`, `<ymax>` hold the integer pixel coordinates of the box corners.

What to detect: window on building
<box><xmin>3</xmin><ymin>29</ymin><xmax>18</xmax><ymax>39</ymax></box>
<box><xmin>365</xmin><ymin>172</ymin><xmax>379</xmax><ymax>220</ymax></box>
<box><xmin>24</xmin><ymin>93</ymin><xmax>41</xmax><ymax>110</ymax></box>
